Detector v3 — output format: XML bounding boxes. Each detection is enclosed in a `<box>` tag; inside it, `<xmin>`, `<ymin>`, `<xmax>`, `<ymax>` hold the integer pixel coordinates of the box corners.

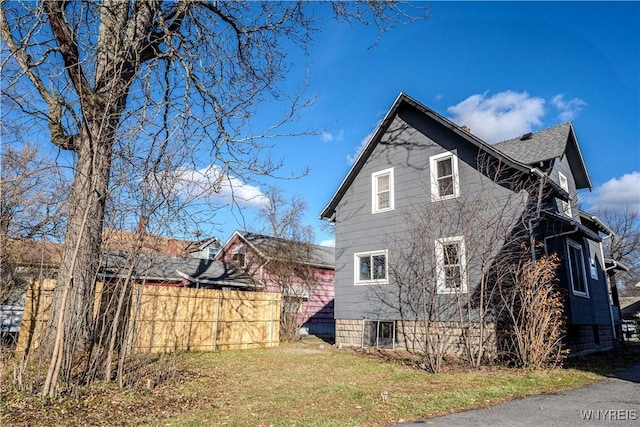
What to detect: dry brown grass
<box><xmin>2</xmin><ymin>339</ymin><xmax>639</xmax><ymax>427</ymax></box>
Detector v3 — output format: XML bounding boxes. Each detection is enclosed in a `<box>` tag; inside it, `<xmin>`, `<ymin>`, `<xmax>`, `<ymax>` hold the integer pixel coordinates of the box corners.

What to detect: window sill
<box><xmin>572</xmin><ymin>290</ymin><xmax>590</xmax><ymax>298</ymax></box>
<box><xmin>355</xmin><ymin>280</ymin><xmax>389</xmax><ymax>286</ymax></box>
<box><xmin>431</xmin><ymin>194</ymin><xmax>460</xmax><ymax>203</ymax></box>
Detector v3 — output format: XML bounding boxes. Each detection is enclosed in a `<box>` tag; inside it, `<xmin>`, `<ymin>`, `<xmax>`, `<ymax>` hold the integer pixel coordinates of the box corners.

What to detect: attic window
<box><xmin>521</xmin><ymin>133</ymin><xmax>533</xmax><ymax>140</ymax></box>
<box><xmin>231</xmin><ymin>244</ymin><xmax>246</xmax><ymax>268</ymax></box>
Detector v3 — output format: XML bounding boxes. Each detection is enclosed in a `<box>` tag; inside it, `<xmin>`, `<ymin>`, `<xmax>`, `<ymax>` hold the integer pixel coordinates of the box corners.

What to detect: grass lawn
<box><xmin>2</xmin><ymin>339</ymin><xmax>639</xmax><ymax>426</ymax></box>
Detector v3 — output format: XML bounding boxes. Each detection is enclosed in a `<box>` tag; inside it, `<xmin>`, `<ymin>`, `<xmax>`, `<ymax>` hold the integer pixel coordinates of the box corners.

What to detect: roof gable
<box><xmin>493</xmin><ymin>123</ymin><xmax>591</xmax><ymax>189</ymax></box>
<box><xmin>218</xmin><ymin>231</ymin><xmax>335</xmax><ymax>269</ymax></box>
<box><xmin>319</xmin><ymin>92</ymin><xmax>537</xmax><ymax>221</ymax></box>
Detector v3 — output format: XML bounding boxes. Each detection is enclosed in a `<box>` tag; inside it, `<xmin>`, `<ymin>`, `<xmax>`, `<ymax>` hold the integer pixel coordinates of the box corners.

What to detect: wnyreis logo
<box><xmin>580</xmin><ymin>409</ymin><xmax>638</xmax><ymax>421</ymax></box>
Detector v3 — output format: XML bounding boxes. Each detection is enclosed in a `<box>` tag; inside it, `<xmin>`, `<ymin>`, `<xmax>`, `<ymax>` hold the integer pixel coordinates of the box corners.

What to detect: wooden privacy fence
<box><xmin>17</xmin><ymin>279</ymin><xmax>281</xmax><ymax>355</ymax></box>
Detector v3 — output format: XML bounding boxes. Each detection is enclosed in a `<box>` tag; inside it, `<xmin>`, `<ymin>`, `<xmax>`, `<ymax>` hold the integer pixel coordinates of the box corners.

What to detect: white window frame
<box><xmin>231</xmin><ymin>244</ymin><xmax>246</xmax><ymax>268</ymax></box>
<box><xmin>567</xmin><ymin>239</ymin><xmax>589</xmax><ymax>298</ymax></box>
<box><xmin>558</xmin><ymin>172</ymin><xmax>572</xmax><ymax>217</ymax></box>
<box><xmin>430</xmin><ymin>150</ymin><xmax>460</xmax><ymax>201</ymax></box>
<box><xmin>372</xmin><ymin>168</ymin><xmax>394</xmax><ymax>214</ymax></box>
<box><xmin>589</xmin><ymin>254</ymin><xmax>598</xmax><ymax>280</ymax></box>
<box><xmin>354</xmin><ymin>250</ymin><xmax>389</xmax><ymax>285</ymax></box>
<box><xmin>435</xmin><ymin>236</ymin><xmax>467</xmax><ymax>294</ymax></box>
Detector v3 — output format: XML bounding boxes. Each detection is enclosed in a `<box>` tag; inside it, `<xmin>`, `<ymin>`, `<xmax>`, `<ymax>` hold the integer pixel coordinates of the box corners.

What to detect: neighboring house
<box><xmin>620</xmin><ymin>297</ymin><xmax>640</xmax><ymax>322</ymax></box>
<box><xmin>320</xmin><ymin>92</ymin><xmax>620</xmax><ymax>356</ymax></box>
<box><xmin>187</xmin><ymin>237</ymin><xmax>223</xmax><ymax>260</ymax></box>
<box><xmin>101</xmin><ymin>228</ymin><xmax>202</xmax><ymax>258</ymax></box>
<box><xmin>216</xmin><ymin>231</ymin><xmax>335</xmax><ymax>337</ymax></box>
<box><xmin>0</xmin><ymin>305</ymin><xmax>24</xmax><ymax>345</ymax></box>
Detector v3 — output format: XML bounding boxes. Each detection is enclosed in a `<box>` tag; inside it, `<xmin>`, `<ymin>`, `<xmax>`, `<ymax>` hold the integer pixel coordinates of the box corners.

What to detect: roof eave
<box><xmin>320</xmin><ymin>92</ymin><xmax>408</xmax><ymax>221</ymax></box>
<box><xmin>567</xmin><ymin>123</ymin><xmax>592</xmax><ymax>190</ymax></box>
<box><xmin>579</xmin><ymin>210</ymin><xmax>615</xmax><ymax>236</ymax></box>
<box><xmin>542</xmin><ymin>210</ymin><xmax>602</xmax><ymax>242</ymax></box>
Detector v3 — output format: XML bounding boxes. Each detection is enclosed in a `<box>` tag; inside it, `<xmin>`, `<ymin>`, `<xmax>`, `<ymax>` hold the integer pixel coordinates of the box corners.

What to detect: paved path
<box><xmin>396</xmin><ymin>362</ymin><xmax>640</xmax><ymax>426</ymax></box>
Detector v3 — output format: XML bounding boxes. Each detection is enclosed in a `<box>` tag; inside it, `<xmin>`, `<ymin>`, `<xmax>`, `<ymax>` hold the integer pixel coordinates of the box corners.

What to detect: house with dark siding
<box><xmin>320</xmin><ymin>93</ymin><xmax>621</xmax><ymax>356</ymax></box>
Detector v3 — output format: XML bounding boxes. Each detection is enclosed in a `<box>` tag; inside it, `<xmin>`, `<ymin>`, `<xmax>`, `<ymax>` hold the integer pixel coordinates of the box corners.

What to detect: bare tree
<box><xmin>254</xmin><ymin>187</ymin><xmax>316</xmax><ymax>341</ymax></box>
<box><xmin>383</xmin><ymin>153</ymin><xmax>567</xmax><ymax>370</ymax></box>
<box><xmin>1</xmin><ymin>1</ymin><xmax>427</xmax><ymax>395</ymax></box>
<box><xmin>0</xmin><ymin>143</ymin><xmax>67</xmax><ymax>304</ymax></box>
<box><xmin>594</xmin><ymin>208</ymin><xmax>640</xmax><ymax>295</ymax></box>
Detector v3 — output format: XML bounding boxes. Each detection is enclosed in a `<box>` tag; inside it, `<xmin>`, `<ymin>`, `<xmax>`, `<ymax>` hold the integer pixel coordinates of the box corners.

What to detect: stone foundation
<box><xmin>336</xmin><ymin>318</ymin><xmax>496</xmax><ymax>359</ymax></box>
<box><xmin>566</xmin><ymin>324</ymin><xmax>615</xmax><ymax>356</ymax></box>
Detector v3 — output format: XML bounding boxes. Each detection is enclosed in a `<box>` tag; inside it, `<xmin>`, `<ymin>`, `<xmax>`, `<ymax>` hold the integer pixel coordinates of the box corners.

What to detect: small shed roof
<box><xmin>99</xmin><ymin>250</ymin><xmax>259</xmax><ymax>289</ymax></box>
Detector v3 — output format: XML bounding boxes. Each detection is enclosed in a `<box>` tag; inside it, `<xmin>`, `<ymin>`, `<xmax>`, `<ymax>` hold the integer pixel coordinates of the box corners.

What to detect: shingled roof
<box><xmin>99</xmin><ymin>250</ymin><xmax>259</xmax><ymax>289</ymax></box>
<box><xmin>493</xmin><ymin>122</ymin><xmax>591</xmax><ymax>189</ymax></box>
<box><xmin>493</xmin><ymin>123</ymin><xmax>572</xmax><ymax>164</ymax></box>
<box><xmin>225</xmin><ymin>231</ymin><xmax>335</xmax><ymax>269</ymax></box>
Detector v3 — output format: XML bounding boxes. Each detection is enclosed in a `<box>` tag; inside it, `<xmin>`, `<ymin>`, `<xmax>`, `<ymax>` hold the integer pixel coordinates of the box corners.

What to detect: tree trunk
<box><xmin>43</xmin><ymin>122</ymin><xmax>115</xmax><ymax>364</ymax></box>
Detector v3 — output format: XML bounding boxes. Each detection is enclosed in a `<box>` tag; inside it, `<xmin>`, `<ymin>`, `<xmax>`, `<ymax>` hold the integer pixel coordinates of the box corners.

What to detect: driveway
<box><xmin>396</xmin><ymin>362</ymin><xmax>640</xmax><ymax>426</ymax></box>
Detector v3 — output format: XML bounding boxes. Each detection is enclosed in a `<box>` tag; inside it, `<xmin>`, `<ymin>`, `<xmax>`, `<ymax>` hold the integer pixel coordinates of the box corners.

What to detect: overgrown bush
<box><xmin>497</xmin><ymin>254</ymin><xmax>568</xmax><ymax>368</ymax></box>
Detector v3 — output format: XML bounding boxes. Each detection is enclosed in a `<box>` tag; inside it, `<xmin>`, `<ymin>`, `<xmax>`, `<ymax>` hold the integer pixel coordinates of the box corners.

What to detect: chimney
<box><xmin>167</xmin><ymin>238</ymin><xmax>178</xmax><ymax>258</ymax></box>
<box><xmin>461</xmin><ymin>125</ymin><xmax>471</xmax><ymax>133</ymax></box>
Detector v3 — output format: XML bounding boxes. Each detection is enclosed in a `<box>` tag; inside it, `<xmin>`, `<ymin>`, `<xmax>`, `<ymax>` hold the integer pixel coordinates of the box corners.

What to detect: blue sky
<box><xmin>228</xmin><ymin>0</ymin><xmax>639</xmax><ymax>247</ymax></box>
<box><xmin>12</xmin><ymin>2</ymin><xmax>636</xmax><ymax>247</ymax></box>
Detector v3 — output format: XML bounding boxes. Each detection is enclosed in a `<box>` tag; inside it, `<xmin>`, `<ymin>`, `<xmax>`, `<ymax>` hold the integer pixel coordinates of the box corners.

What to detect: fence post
<box><xmin>212</xmin><ymin>292</ymin><xmax>221</xmax><ymax>351</ymax></box>
<box><xmin>269</xmin><ymin>294</ymin><xmax>274</xmax><ymax>346</ymax></box>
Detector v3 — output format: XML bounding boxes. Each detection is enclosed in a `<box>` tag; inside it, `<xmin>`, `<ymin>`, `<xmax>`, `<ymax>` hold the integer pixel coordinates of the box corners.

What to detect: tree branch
<box><xmin>0</xmin><ymin>3</ymin><xmax>79</xmax><ymax>151</ymax></box>
<box><xmin>43</xmin><ymin>1</ymin><xmax>93</xmax><ymax>104</ymax></box>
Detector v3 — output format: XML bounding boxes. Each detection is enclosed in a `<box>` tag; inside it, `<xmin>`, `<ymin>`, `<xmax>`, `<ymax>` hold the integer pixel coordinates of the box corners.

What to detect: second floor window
<box><xmin>372</xmin><ymin>168</ymin><xmax>394</xmax><ymax>213</ymax></box>
<box><xmin>559</xmin><ymin>172</ymin><xmax>572</xmax><ymax>217</ymax></box>
<box><xmin>435</xmin><ymin>236</ymin><xmax>467</xmax><ymax>294</ymax></box>
<box><xmin>430</xmin><ymin>150</ymin><xmax>460</xmax><ymax>201</ymax></box>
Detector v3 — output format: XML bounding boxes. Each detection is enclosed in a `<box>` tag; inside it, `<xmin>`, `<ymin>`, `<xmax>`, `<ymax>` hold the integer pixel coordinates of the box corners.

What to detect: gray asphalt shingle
<box><xmin>493</xmin><ymin>122</ymin><xmax>571</xmax><ymax>165</ymax></box>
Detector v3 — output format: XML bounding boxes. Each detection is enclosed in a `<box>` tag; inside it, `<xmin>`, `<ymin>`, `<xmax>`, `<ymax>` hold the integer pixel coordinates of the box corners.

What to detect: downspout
<box><xmin>600</xmin><ymin>233</ymin><xmax>618</xmax><ymax>341</ymax></box>
<box><xmin>529</xmin><ymin>168</ymin><xmax>547</xmax><ymax>262</ymax></box>
<box><xmin>543</xmin><ymin>226</ymin><xmax>579</xmax><ymax>258</ymax></box>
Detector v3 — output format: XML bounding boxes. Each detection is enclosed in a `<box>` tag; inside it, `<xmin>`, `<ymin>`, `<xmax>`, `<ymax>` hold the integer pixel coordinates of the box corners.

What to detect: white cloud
<box><xmin>173</xmin><ymin>165</ymin><xmax>269</xmax><ymax>209</ymax></box>
<box><xmin>321</xmin><ymin>129</ymin><xmax>344</xmax><ymax>142</ymax></box>
<box><xmin>347</xmin><ymin>130</ymin><xmax>374</xmax><ymax>165</ymax></box>
<box><xmin>550</xmin><ymin>95</ymin><xmax>586</xmax><ymax>122</ymax></box>
<box><xmin>319</xmin><ymin>238</ymin><xmax>335</xmax><ymax>247</ymax></box>
<box><xmin>447</xmin><ymin>91</ymin><xmax>546</xmax><ymax>143</ymax></box>
<box><xmin>585</xmin><ymin>172</ymin><xmax>640</xmax><ymax>214</ymax></box>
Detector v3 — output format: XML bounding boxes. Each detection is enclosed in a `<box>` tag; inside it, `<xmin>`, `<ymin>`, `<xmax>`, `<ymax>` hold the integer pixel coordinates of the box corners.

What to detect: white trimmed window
<box><xmin>435</xmin><ymin>236</ymin><xmax>467</xmax><ymax>294</ymax></box>
<box><xmin>430</xmin><ymin>150</ymin><xmax>460</xmax><ymax>201</ymax></box>
<box><xmin>567</xmin><ymin>239</ymin><xmax>588</xmax><ymax>297</ymax></box>
<box><xmin>354</xmin><ymin>250</ymin><xmax>388</xmax><ymax>285</ymax></box>
<box><xmin>558</xmin><ymin>172</ymin><xmax>572</xmax><ymax>217</ymax></box>
<box><xmin>589</xmin><ymin>255</ymin><xmax>598</xmax><ymax>280</ymax></box>
<box><xmin>231</xmin><ymin>244</ymin><xmax>246</xmax><ymax>268</ymax></box>
<box><xmin>372</xmin><ymin>168</ymin><xmax>394</xmax><ymax>214</ymax></box>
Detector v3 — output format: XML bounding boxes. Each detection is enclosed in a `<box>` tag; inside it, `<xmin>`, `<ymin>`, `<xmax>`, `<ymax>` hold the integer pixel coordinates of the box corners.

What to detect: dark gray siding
<box><xmin>551</xmin><ymin>156</ymin><xmax>578</xmax><ymax>220</ymax></box>
<box><xmin>334</xmin><ymin>108</ymin><xmax>526</xmax><ymax>320</ymax></box>
<box><xmin>550</xmin><ymin>235</ymin><xmax>612</xmax><ymax>326</ymax></box>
